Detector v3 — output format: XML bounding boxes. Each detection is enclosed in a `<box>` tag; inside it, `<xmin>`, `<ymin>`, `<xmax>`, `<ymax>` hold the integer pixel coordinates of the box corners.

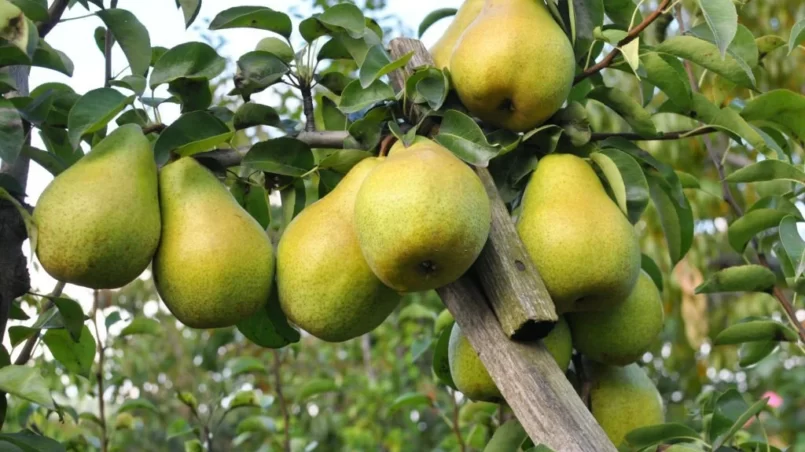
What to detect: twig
<box><xmin>272</xmin><ymin>349</ymin><xmax>290</xmax><ymax>452</ymax></box>
<box><xmin>673</xmin><ymin>5</ymin><xmax>805</xmax><ymax>343</ymax></box>
<box><xmin>103</xmin><ymin>0</ymin><xmax>118</xmax><ymax>87</ymax></box>
<box><xmin>575</xmin><ymin>0</ymin><xmax>672</xmax><ymax>84</ymax></box>
<box><xmin>572</xmin><ymin>353</ymin><xmax>592</xmax><ymax>409</ymax></box>
<box><xmin>142</xmin><ymin>123</ymin><xmax>167</xmax><ymax>135</ymax></box>
<box><xmin>92</xmin><ymin>290</ymin><xmax>108</xmax><ymax>452</ymax></box>
<box><xmin>300</xmin><ymin>84</ymin><xmax>315</xmax><ymax>132</ymax></box>
<box><xmin>450</xmin><ymin>389</ymin><xmax>466</xmax><ymax>452</ymax></box>
<box><xmin>37</xmin><ymin>0</ymin><xmax>70</xmax><ymax>38</ymax></box>
<box><xmin>590</xmin><ymin>127</ymin><xmax>718</xmax><ymax>142</ymax></box>
<box><xmin>13</xmin><ymin>280</ymin><xmax>65</xmax><ymax>365</ymax></box>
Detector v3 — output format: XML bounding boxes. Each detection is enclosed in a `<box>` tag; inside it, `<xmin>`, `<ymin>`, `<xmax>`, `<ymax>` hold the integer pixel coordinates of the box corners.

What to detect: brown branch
<box><xmin>37</xmin><ymin>0</ymin><xmax>70</xmax><ymax>38</ymax></box>
<box><xmin>300</xmin><ymin>84</ymin><xmax>315</xmax><ymax>132</ymax></box>
<box><xmin>13</xmin><ymin>280</ymin><xmax>64</xmax><ymax>365</ymax></box>
<box><xmin>272</xmin><ymin>350</ymin><xmax>290</xmax><ymax>452</ymax></box>
<box><xmin>575</xmin><ymin>0</ymin><xmax>672</xmax><ymax>84</ymax></box>
<box><xmin>92</xmin><ymin>291</ymin><xmax>108</xmax><ymax>452</ymax></box>
<box><xmin>142</xmin><ymin>123</ymin><xmax>166</xmax><ymax>135</ymax></box>
<box><xmin>590</xmin><ymin>126</ymin><xmax>718</xmax><ymax>142</ymax></box>
<box><xmin>103</xmin><ymin>0</ymin><xmax>118</xmax><ymax>87</ymax></box>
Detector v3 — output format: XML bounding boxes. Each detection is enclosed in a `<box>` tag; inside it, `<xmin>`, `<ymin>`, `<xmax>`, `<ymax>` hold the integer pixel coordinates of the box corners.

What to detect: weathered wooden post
<box><xmin>389</xmin><ymin>38</ymin><xmax>616</xmax><ymax>451</ymax></box>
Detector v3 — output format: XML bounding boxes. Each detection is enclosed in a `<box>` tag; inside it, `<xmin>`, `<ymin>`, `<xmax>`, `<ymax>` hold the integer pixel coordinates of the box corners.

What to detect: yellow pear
<box><xmin>449</xmin><ymin>0</ymin><xmax>575</xmax><ymax>131</ymax></box>
<box><xmin>34</xmin><ymin>125</ymin><xmax>160</xmax><ymax>289</ymax></box>
<box><xmin>517</xmin><ymin>154</ymin><xmax>641</xmax><ymax>313</ymax></box>
<box><xmin>568</xmin><ymin>271</ymin><xmax>664</xmax><ymax>366</ymax></box>
<box><xmin>387</xmin><ymin>135</ymin><xmax>435</xmax><ymax>156</ymax></box>
<box><xmin>448</xmin><ymin>318</ymin><xmax>572</xmax><ymax>402</ymax></box>
<box><xmin>277</xmin><ymin>158</ymin><xmax>401</xmax><ymax>342</ymax></box>
<box><xmin>429</xmin><ymin>0</ymin><xmax>484</xmax><ymax>70</ymax></box>
<box><xmin>0</xmin><ymin>0</ymin><xmax>28</xmax><ymax>52</ymax></box>
<box><xmin>354</xmin><ymin>142</ymin><xmax>490</xmax><ymax>292</ymax></box>
<box><xmin>153</xmin><ymin>157</ymin><xmax>274</xmax><ymax>329</ymax></box>
<box><xmin>589</xmin><ymin>363</ymin><xmax>665</xmax><ymax>446</ymax></box>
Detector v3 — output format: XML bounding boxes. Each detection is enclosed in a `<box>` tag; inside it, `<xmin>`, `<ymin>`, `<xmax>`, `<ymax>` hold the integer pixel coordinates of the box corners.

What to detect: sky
<box><xmin>11</xmin><ymin>0</ymin><xmax>459</xmax><ymax>351</ymax></box>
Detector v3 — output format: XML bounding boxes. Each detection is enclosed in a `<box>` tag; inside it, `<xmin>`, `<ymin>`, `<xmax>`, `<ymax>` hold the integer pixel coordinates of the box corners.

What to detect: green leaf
<box><xmin>227</xmin><ymin>357</ymin><xmax>265</xmax><ymax>378</ymax></box>
<box><xmin>0</xmin><ymin>98</ymin><xmax>24</xmax><ymax>163</ymax></box>
<box><xmin>587</xmin><ymin>87</ymin><xmax>657</xmax><ymax>137</ymax></box>
<box><xmin>714</xmin><ymin>320</ymin><xmax>798</xmax><ymax>345</ymax></box>
<box><xmin>0</xmin><ymin>430</ymin><xmax>65</xmax><ymax>452</ymax></box>
<box><xmin>236</xmin><ymin>287</ymin><xmax>300</xmax><ymax>349</ymax></box>
<box><xmin>315</xmin><ymin>72</ymin><xmax>352</xmax><ymax>95</ymax></box>
<box><xmin>208</xmin><ymin>6</ymin><xmax>292</xmax><ymax>38</ymax></box>
<box><xmin>696</xmin><ymin>0</ymin><xmax>738</xmax><ymax>57</ymax></box>
<box><xmin>688</xmin><ymin>23</ymin><xmax>758</xmax><ymax>69</ymax></box>
<box><xmin>624</xmin><ymin>423</ymin><xmax>701</xmax><ymax>449</ymax></box>
<box><xmin>118</xmin><ymin>398</ymin><xmax>159</xmax><ymax>414</ymax></box>
<box><xmin>603</xmin><ymin>0</ymin><xmax>642</xmax><ymax>29</ymax></box>
<box><xmin>641</xmin><ymin>254</ymin><xmax>664</xmax><ymax>291</ymax></box>
<box><xmin>741</xmin><ymin>90</ymin><xmax>805</xmax><ymax>144</ymax></box>
<box><xmin>8</xmin><ymin>0</ymin><xmax>48</xmax><ymax>21</ymax></box>
<box><xmin>560</xmin><ymin>0</ymin><xmax>605</xmax><ymax>60</ymax></box>
<box><xmin>484</xmin><ymin>419</ymin><xmax>527</xmax><ymax>452</ymax></box>
<box><xmin>296</xmin><ymin>378</ymin><xmax>338</xmax><ymax>402</ymax></box>
<box><xmin>757</xmin><ymin>35</ymin><xmax>787</xmax><ymax>57</ymax></box>
<box><xmin>646</xmin><ymin>173</ymin><xmax>694</xmax><ymax>265</ymax></box>
<box><xmin>97</xmin><ymin>9</ymin><xmax>151</xmax><ymax>76</ymax></box>
<box><xmin>320</xmin><ymin>96</ymin><xmax>349</xmax><ymax>131</ymax></box>
<box><xmin>229</xmin><ymin>390</ymin><xmax>258</xmax><ymax>409</ymax></box>
<box><xmin>255</xmin><ymin>37</ymin><xmax>294</xmax><ymax>63</ymax></box>
<box><xmin>712</xmin><ymin>393</ymin><xmax>768</xmax><ymax>449</ymax></box>
<box><xmin>42</xmin><ymin>326</ymin><xmax>95</xmax><ymax>378</ymax></box>
<box><xmin>175</xmin><ymin>0</ymin><xmax>201</xmax><ymax>28</ymax></box>
<box><xmin>434</xmin><ymin>109</ymin><xmax>498</xmax><ymax>167</ymax></box>
<box><xmin>358</xmin><ymin>46</ymin><xmax>412</xmax><ymax>88</ymax></box>
<box><xmin>418</xmin><ymin>8</ymin><xmax>456</xmax><ymax>37</ymax></box>
<box><xmin>104</xmin><ymin>312</ymin><xmax>122</xmax><ymax>331</ymax></box>
<box><xmin>51</xmin><ymin>297</ymin><xmax>84</xmax><ymax>342</ymax></box>
<box><xmin>405</xmin><ymin>67</ymin><xmax>449</xmax><ymax>110</ymax></box>
<box><xmin>119</xmin><ymin>317</ymin><xmax>161</xmax><ymax>337</ymax></box>
<box><xmin>640</xmin><ymin>52</ymin><xmax>692</xmax><ymax>111</ymax></box>
<box><xmin>150</xmin><ymin>42</ymin><xmax>226</xmax><ymax>89</ymax></box>
<box><xmin>236</xmin><ymin>416</ymin><xmax>275</xmax><ymax>435</ymax></box>
<box><xmin>168</xmin><ymin>77</ymin><xmax>212</xmax><ymax>113</ymax></box>
<box><xmin>338</xmin><ymin>79</ymin><xmax>394</xmax><ymax>114</ymax></box>
<box><xmin>109</xmin><ymin>75</ymin><xmax>146</xmax><ymax>97</ymax></box>
<box><xmin>779</xmin><ymin>216</ymin><xmax>805</xmax><ymax>280</ymax></box>
<box><xmin>318</xmin><ymin>149</ymin><xmax>371</xmax><ymax>173</ymax></box>
<box><xmin>0</xmin><ymin>366</ymin><xmax>53</xmax><ymax>409</ymax></box>
<box><xmin>230</xmin><ymin>51</ymin><xmax>289</xmax><ymax>100</ymax></box>
<box><xmin>695</xmin><ymin>265</ymin><xmax>776</xmax><ymax>294</ymax></box>
<box><xmin>318</xmin><ymin>3</ymin><xmax>365</xmax><ymax>38</ymax></box>
<box><xmin>656</xmin><ymin>36</ymin><xmax>754</xmax><ymax>87</ymax></box>
<box><xmin>388</xmin><ymin>392</ymin><xmax>432</xmax><ymax>414</ymax></box>
<box><xmin>153</xmin><ymin>111</ymin><xmax>233</xmax><ymax>165</ymax></box>
<box><xmin>727</xmin><ymin>208</ymin><xmax>791</xmax><ymax>252</ymax></box>
<box><xmin>233</xmin><ymin>103</ymin><xmax>280</xmax><ymax>130</ymax></box>
<box><xmin>32</xmin><ymin>42</ymin><xmax>74</xmax><ymax>77</ymax></box>
<box><xmin>432</xmin><ymin>326</ymin><xmax>456</xmax><ymax>389</ymax></box>
<box><xmin>590</xmin><ymin>148</ymin><xmax>649</xmax><ymax>224</ymax></box>
<box><xmin>166</xmin><ymin>418</ymin><xmax>196</xmax><ymax>439</ymax></box>
<box><xmin>242</xmin><ymin>138</ymin><xmax>314</xmax><ymax>177</ymax></box>
<box><xmin>738</xmin><ymin>340</ymin><xmax>777</xmax><ymax>368</ymax></box>
<box><xmin>789</xmin><ymin>19</ymin><xmax>805</xmax><ymax>55</ymax></box>
<box><xmin>675</xmin><ymin>171</ymin><xmax>700</xmax><ymax>189</ymax></box>
<box><xmin>66</xmin><ymin>88</ymin><xmax>133</xmax><ymax>148</ymax></box>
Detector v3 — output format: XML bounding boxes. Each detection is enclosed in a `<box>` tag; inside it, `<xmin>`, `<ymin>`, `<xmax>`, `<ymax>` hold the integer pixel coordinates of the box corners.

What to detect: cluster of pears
<box><xmin>431</xmin><ymin>0</ymin><xmax>575</xmax><ymax>131</ymax></box>
<box><xmin>435</xmin><ymin>154</ymin><xmax>666</xmax><ymax>446</ymax></box>
<box><xmin>34</xmin><ymin>125</ymin><xmax>274</xmax><ymax>328</ymax></box>
<box><xmin>277</xmin><ymin>138</ymin><xmax>491</xmax><ymax>342</ymax></box>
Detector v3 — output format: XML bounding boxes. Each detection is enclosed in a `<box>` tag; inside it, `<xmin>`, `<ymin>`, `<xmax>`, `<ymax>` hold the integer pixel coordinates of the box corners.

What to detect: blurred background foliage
<box><xmin>5</xmin><ymin>0</ymin><xmax>805</xmax><ymax>450</ymax></box>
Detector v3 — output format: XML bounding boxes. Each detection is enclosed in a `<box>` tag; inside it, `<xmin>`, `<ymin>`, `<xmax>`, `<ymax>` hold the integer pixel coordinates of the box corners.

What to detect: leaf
<box><xmin>590</xmin><ymin>148</ymin><xmax>649</xmax><ymax>224</ymax></box>
<box><xmin>727</xmin><ymin>208</ymin><xmax>791</xmax><ymax>252</ymax></box>
<box><xmin>0</xmin><ymin>430</ymin><xmax>65</xmax><ymax>452</ymax></box>
<box><xmin>789</xmin><ymin>19</ymin><xmax>805</xmax><ymax>55</ymax></box>
<box><xmin>779</xmin><ymin>216</ymin><xmax>805</xmax><ymax>280</ymax></box>
<box><xmin>42</xmin><ymin>326</ymin><xmax>95</xmax><ymax>378</ymax></box>
<box><xmin>647</xmin><ymin>173</ymin><xmax>694</xmax><ymax>265</ymax></box>
<box><xmin>119</xmin><ymin>318</ymin><xmax>161</xmax><ymax>337</ymax></box>
<box><xmin>32</xmin><ymin>43</ymin><xmax>74</xmax><ymax>77</ymax></box>
<box><xmin>150</xmin><ymin>42</ymin><xmax>226</xmax><ymax>89</ymax></box>
<box><xmin>236</xmin><ymin>287</ymin><xmax>300</xmax><ymax>349</ymax></box>
<box><xmin>358</xmin><ymin>46</ymin><xmax>412</xmax><ymax>88</ymax></box>
<box><xmin>624</xmin><ymin>423</ymin><xmax>701</xmax><ymax>449</ymax></box>
<box><xmin>714</xmin><ymin>320</ymin><xmax>798</xmax><ymax>345</ymax></box>
<box><xmin>656</xmin><ymin>36</ymin><xmax>754</xmax><ymax>87</ymax></box>
<box><xmin>641</xmin><ymin>254</ymin><xmax>664</xmax><ymax>291</ymax></box>
<box><xmin>603</xmin><ymin>0</ymin><xmax>642</xmax><ymax>29</ymax></box>
<box><xmin>8</xmin><ymin>0</ymin><xmax>48</xmax><ymax>21</ymax></box>
<box><xmin>434</xmin><ymin>110</ymin><xmax>498</xmax><ymax>167</ymax></box>
<box><xmin>640</xmin><ymin>52</ymin><xmax>692</xmax><ymax>111</ymax></box>
<box><xmin>104</xmin><ymin>312</ymin><xmax>122</xmax><ymax>331</ymax></box>
<box><xmin>418</xmin><ymin>8</ymin><xmax>456</xmax><ymax>37</ymax></box>
<box><xmin>318</xmin><ymin>3</ymin><xmax>365</xmax><ymax>38</ymax></box>
<box><xmin>741</xmin><ymin>90</ymin><xmax>805</xmax><ymax>144</ymax></box>
<box><xmin>118</xmin><ymin>398</ymin><xmax>159</xmax><ymax>414</ymax></box>
<box><xmin>233</xmin><ymin>103</ymin><xmax>280</xmax><ymax>130</ymax></box>
<box><xmin>51</xmin><ymin>297</ymin><xmax>84</xmax><ymax>342</ymax></box>
<box><xmin>695</xmin><ymin>265</ymin><xmax>776</xmax><ymax>294</ymax></box>
<box><xmin>227</xmin><ymin>357</ymin><xmax>265</xmax><ymax>378</ymax></box>
<box><xmin>315</xmin><ymin>72</ymin><xmax>352</xmax><ymax>95</ymax></box>
<box><xmin>338</xmin><ymin>79</ymin><xmax>394</xmax><ymax>114</ymax></box>
<box><xmin>66</xmin><ymin>88</ymin><xmax>132</xmax><ymax>148</ymax></box>
<box><xmin>230</xmin><ymin>51</ymin><xmax>289</xmax><ymax>99</ymax></box>
<box><xmin>432</xmin><ymin>326</ymin><xmax>456</xmax><ymax>389</ymax></box>
<box><xmin>484</xmin><ymin>419</ymin><xmax>528</xmax><ymax>452</ymax></box>
<box><xmin>168</xmin><ymin>77</ymin><xmax>211</xmax><ymax>113</ymax></box>
<box><xmin>388</xmin><ymin>393</ymin><xmax>432</xmax><ymax>414</ymax></box>
<box><xmin>0</xmin><ymin>98</ymin><xmax>24</xmax><ymax>166</ymax></box>
<box><xmin>405</xmin><ymin>67</ymin><xmax>449</xmax><ymax>110</ymax></box>
<box><xmin>738</xmin><ymin>340</ymin><xmax>777</xmax><ymax>368</ymax></box>
<box><xmin>0</xmin><ymin>366</ymin><xmax>53</xmax><ymax>409</ymax></box>
<box><xmin>712</xmin><ymin>393</ymin><xmax>768</xmax><ymax>449</ymax></box>
<box><xmin>320</xmin><ymin>96</ymin><xmax>348</xmax><ymax>131</ymax></box>
<box><xmin>587</xmin><ymin>87</ymin><xmax>657</xmax><ymax>137</ymax></box>
<box><xmin>296</xmin><ymin>379</ymin><xmax>338</xmax><ymax>402</ymax></box>
<box><xmin>696</xmin><ymin>0</ymin><xmax>738</xmax><ymax>57</ymax></box>
<box><xmin>560</xmin><ymin>0</ymin><xmax>605</xmax><ymax>60</ymax></box>
<box><xmin>109</xmin><ymin>75</ymin><xmax>146</xmax><ymax>97</ymax></box>
<box><xmin>175</xmin><ymin>0</ymin><xmax>202</xmax><ymax>28</ymax></box>
<box><xmin>242</xmin><ymin>138</ymin><xmax>314</xmax><ymax>177</ymax></box>
<box><xmin>318</xmin><ymin>149</ymin><xmax>371</xmax><ymax>173</ymax></box>
<box><xmin>97</xmin><ymin>9</ymin><xmax>151</xmax><ymax>76</ymax></box>
<box><xmin>236</xmin><ymin>416</ymin><xmax>275</xmax><ymax>435</ymax></box>
<box><xmin>153</xmin><ymin>111</ymin><xmax>233</xmax><ymax>165</ymax></box>
<box><xmin>208</xmin><ymin>6</ymin><xmax>292</xmax><ymax>38</ymax></box>
<box><xmin>688</xmin><ymin>23</ymin><xmax>758</xmax><ymax>69</ymax></box>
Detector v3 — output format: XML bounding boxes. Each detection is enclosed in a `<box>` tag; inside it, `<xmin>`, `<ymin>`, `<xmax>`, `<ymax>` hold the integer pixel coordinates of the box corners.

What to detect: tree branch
<box><xmin>575</xmin><ymin>0</ymin><xmax>672</xmax><ymax>84</ymax></box>
<box><xmin>103</xmin><ymin>0</ymin><xmax>118</xmax><ymax>87</ymax></box>
<box><xmin>92</xmin><ymin>291</ymin><xmax>108</xmax><ymax>452</ymax></box>
<box><xmin>300</xmin><ymin>84</ymin><xmax>315</xmax><ymax>132</ymax></box>
<box><xmin>590</xmin><ymin>126</ymin><xmax>718</xmax><ymax>142</ymax></box>
<box><xmin>37</xmin><ymin>0</ymin><xmax>70</xmax><ymax>38</ymax></box>
<box><xmin>272</xmin><ymin>350</ymin><xmax>290</xmax><ymax>452</ymax></box>
<box><xmin>13</xmin><ymin>280</ymin><xmax>64</xmax><ymax>365</ymax></box>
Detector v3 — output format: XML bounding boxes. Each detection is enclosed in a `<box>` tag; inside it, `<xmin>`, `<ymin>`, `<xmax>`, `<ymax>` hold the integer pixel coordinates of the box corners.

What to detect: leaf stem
<box><xmin>14</xmin><ymin>280</ymin><xmax>64</xmax><ymax>365</ymax></box>
<box><xmin>272</xmin><ymin>349</ymin><xmax>291</xmax><ymax>452</ymax></box>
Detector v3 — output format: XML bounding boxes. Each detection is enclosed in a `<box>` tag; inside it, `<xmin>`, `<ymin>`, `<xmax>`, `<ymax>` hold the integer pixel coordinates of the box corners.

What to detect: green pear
<box><xmin>277</xmin><ymin>158</ymin><xmax>401</xmax><ymax>342</ymax></box>
<box><xmin>34</xmin><ymin>124</ymin><xmax>160</xmax><ymax>289</ymax></box>
<box><xmin>589</xmin><ymin>363</ymin><xmax>664</xmax><ymax>447</ymax></box>
<box><xmin>516</xmin><ymin>153</ymin><xmax>641</xmax><ymax>313</ymax></box>
<box><xmin>449</xmin><ymin>0</ymin><xmax>575</xmax><ymax>131</ymax></box>
<box><xmin>448</xmin><ymin>317</ymin><xmax>572</xmax><ymax>402</ymax></box>
<box><xmin>0</xmin><ymin>0</ymin><xmax>28</xmax><ymax>52</ymax></box>
<box><xmin>434</xmin><ymin>308</ymin><xmax>455</xmax><ymax>335</ymax></box>
<box><xmin>354</xmin><ymin>142</ymin><xmax>490</xmax><ymax>292</ymax></box>
<box><xmin>568</xmin><ymin>271</ymin><xmax>664</xmax><ymax>366</ymax></box>
<box><xmin>429</xmin><ymin>0</ymin><xmax>484</xmax><ymax>70</ymax></box>
<box><xmin>153</xmin><ymin>157</ymin><xmax>274</xmax><ymax>329</ymax></box>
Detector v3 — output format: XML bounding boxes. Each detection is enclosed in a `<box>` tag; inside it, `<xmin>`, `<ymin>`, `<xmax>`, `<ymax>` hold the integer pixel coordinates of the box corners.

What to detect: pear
<box><xmin>517</xmin><ymin>154</ymin><xmax>641</xmax><ymax>313</ymax></box>
<box><xmin>448</xmin><ymin>317</ymin><xmax>572</xmax><ymax>402</ymax></box>
<box><xmin>277</xmin><ymin>158</ymin><xmax>401</xmax><ymax>342</ymax></box>
<box><xmin>354</xmin><ymin>142</ymin><xmax>490</xmax><ymax>292</ymax></box>
<box><xmin>568</xmin><ymin>271</ymin><xmax>664</xmax><ymax>366</ymax></box>
<box><xmin>449</xmin><ymin>0</ymin><xmax>575</xmax><ymax>132</ymax></box>
<box><xmin>0</xmin><ymin>0</ymin><xmax>28</xmax><ymax>52</ymax></box>
<box><xmin>34</xmin><ymin>124</ymin><xmax>160</xmax><ymax>289</ymax></box>
<box><xmin>153</xmin><ymin>157</ymin><xmax>274</xmax><ymax>329</ymax></box>
<box><xmin>387</xmin><ymin>135</ymin><xmax>435</xmax><ymax>156</ymax></box>
<box><xmin>434</xmin><ymin>308</ymin><xmax>455</xmax><ymax>335</ymax></box>
<box><xmin>429</xmin><ymin>0</ymin><xmax>484</xmax><ymax>70</ymax></box>
<box><xmin>589</xmin><ymin>363</ymin><xmax>664</xmax><ymax>446</ymax></box>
